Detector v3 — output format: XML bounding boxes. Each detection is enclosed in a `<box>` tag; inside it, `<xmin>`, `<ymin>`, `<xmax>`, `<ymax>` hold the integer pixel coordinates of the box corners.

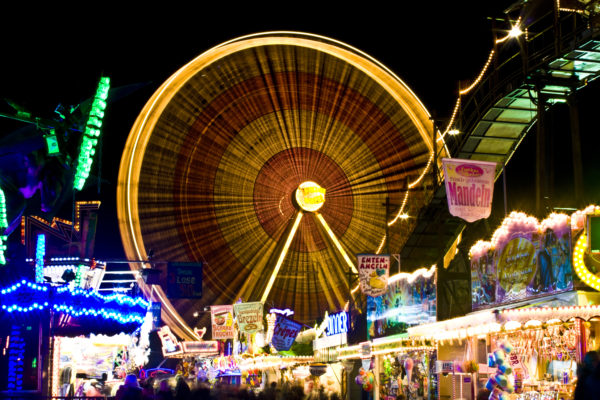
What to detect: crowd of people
<box><xmin>574</xmin><ymin>350</ymin><xmax>600</xmax><ymax>400</ymax></box>
<box><xmin>114</xmin><ymin>375</ymin><xmax>342</xmax><ymax>400</ymax></box>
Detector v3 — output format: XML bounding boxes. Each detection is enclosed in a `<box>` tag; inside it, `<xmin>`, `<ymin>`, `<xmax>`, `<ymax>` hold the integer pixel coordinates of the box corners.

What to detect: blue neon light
<box><xmin>0</xmin><ymin>280</ymin><xmax>148</xmax><ymax>326</ymax></box>
<box><xmin>326</xmin><ymin>311</ymin><xmax>348</xmax><ymax>336</ymax></box>
<box><xmin>35</xmin><ymin>234</ymin><xmax>45</xmax><ymax>283</ymax></box>
<box><xmin>7</xmin><ymin>325</ymin><xmax>25</xmax><ymax>390</ymax></box>
<box><xmin>55</xmin><ymin>285</ymin><xmax>150</xmax><ymax>308</ymax></box>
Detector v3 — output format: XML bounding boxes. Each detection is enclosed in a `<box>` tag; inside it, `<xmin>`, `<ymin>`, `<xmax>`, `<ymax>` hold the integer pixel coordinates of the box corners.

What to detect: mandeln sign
<box><xmin>442</xmin><ymin>158</ymin><xmax>497</xmax><ymax>223</ymax></box>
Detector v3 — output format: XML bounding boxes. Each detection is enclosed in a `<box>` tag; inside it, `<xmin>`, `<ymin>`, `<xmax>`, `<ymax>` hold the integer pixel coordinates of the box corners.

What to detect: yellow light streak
<box><xmin>459</xmin><ymin>49</ymin><xmax>496</xmax><ymax>95</ymax></box>
<box><xmin>375</xmin><ymin>235</ymin><xmax>387</xmax><ymax>255</ymax></box>
<box><xmin>408</xmin><ymin>152</ymin><xmax>434</xmax><ymax>189</ymax></box>
<box><xmin>573</xmin><ymin>233</ymin><xmax>600</xmax><ymax>291</ymax></box>
<box><xmin>316</xmin><ymin>213</ymin><xmax>358</xmax><ymax>274</ymax></box>
<box><xmin>388</xmin><ymin>190</ymin><xmax>410</xmax><ymax>226</ymax></box>
<box><xmin>260</xmin><ymin>211</ymin><xmax>303</xmax><ymax>303</ymax></box>
<box><xmin>495</xmin><ymin>17</ymin><xmax>523</xmax><ymax>44</ymax></box>
<box><xmin>438</xmin><ymin>97</ymin><xmax>462</xmax><ymax>141</ymax></box>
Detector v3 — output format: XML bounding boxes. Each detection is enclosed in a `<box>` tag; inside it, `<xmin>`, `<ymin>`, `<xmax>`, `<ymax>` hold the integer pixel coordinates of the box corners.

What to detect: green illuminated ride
<box><xmin>74</xmin><ymin>76</ymin><xmax>110</xmax><ymax>191</ymax></box>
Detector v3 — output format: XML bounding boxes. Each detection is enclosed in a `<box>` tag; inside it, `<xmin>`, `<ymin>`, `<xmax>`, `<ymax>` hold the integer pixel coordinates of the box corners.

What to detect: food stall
<box><xmin>54</xmin><ymin>334</ymin><xmax>132</xmax><ymax>396</ymax></box>
<box><xmin>0</xmin><ymin>279</ymin><xmax>150</xmax><ymax>396</ymax></box>
<box><xmin>311</xmin><ymin>310</ymin><xmax>351</xmax><ymax>397</ymax></box>
<box><xmin>335</xmin><ymin>266</ymin><xmax>437</xmax><ymax>400</ymax></box>
<box><xmin>408</xmin><ymin>206</ymin><xmax>600</xmax><ymax>400</ymax></box>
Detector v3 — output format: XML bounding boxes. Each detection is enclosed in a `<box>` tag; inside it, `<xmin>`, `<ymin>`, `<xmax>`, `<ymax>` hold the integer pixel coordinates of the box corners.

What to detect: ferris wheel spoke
<box><xmin>315</xmin><ymin>213</ymin><xmax>358</xmax><ymax>274</ymax></box>
<box><xmin>260</xmin><ymin>211</ymin><xmax>304</xmax><ymax>303</ymax></box>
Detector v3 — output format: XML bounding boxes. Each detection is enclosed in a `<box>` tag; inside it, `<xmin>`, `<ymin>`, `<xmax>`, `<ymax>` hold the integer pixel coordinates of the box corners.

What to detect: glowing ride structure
<box><xmin>117</xmin><ymin>32</ymin><xmax>446</xmax><ymax>340</ymax></box>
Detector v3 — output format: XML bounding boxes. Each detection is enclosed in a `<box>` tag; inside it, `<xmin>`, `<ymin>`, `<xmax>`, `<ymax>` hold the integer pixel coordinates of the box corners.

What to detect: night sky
<box><xmin>2</xmin><ymin>2</ymin><xmax>598</xmax><ymax>261</ymax></box>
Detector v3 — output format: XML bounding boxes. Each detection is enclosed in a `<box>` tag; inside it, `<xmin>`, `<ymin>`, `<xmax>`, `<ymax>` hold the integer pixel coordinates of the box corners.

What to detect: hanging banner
<box><xmin>271</xmin><ymin>314</ymin><xmax>302</xmax><ymax>351</ymax></box>
<box><xmin>150</xmin><ymin>302</ymin><xmax>162</xmax><ymax>330</ymax></box>
<box><xmin>357</xmin><ymin>254</ymin><xmax>389</xmax><ymax>297</ymax></box>
<box><xmin>211</xmin><ymin>305</ymin><xmax>235</xmax><ymax>339</ymax></box>
<box><xmin>366</xmin><ymin>266</ymin><xmax>436</xmax><ymax>340</ymax></box>
<box><xmin>442</xmin><ymin>158</ymin><xmax>497</xmax><ymax>223</ymax></box>
<box><xmin>167</xmin><ymin>262</ymin><xmax>203</xmax><ymax>299</ymax></box>
<box><xmin>233</xmin><ymin>302</ymin><xmax>264</xmax><ymax>334</ymax></box>
<box><xmin>471</xmin><ymin>212</ymin><xmax>573</xmax><ymax>310</ymax></box>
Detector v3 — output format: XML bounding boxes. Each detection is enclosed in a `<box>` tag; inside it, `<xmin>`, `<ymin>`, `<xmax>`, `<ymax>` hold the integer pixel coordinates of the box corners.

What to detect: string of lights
<box><xmin>55</xmin><ymin>285</ymin><xmax>150</xmax><ymax>308</ymax></box>
<box><xmin>0</xmin><ymin>279</ymin><xmax>149</xmax><ymax>326</ymax></box>
<box><xmin>74</xmin><ymin>77</ymin><xmax>110</xmax><ymax>191</ymax></box>
<box><xmin>35</xmin><ymin>234</ymin><xmax>45</xmax><ymax>283</ymax></box>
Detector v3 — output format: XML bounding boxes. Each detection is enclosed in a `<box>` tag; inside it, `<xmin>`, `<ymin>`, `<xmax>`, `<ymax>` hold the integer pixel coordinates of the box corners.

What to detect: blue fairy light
<box><xmin>0</xmin><ymin>279</ymin><xmax>148</xmax><ymax>326</ymax></box>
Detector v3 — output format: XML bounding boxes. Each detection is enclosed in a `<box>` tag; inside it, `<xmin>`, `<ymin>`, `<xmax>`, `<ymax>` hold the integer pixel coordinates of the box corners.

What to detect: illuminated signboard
<box><xmin>150</xmin><ymin>302</ymin><xmax>161</xmax><ymax>330</ymax></box>
<box><xmin>326</xmin><ymin>311</ymin><xmax>348</xmax><ymax>336</ymax></box>
<box><xmin>295</xmin><ymin>181</ymin><xmax>325</xmax><ymax>212</ymax></box>
<box><xmin>470</xmin><ymin>211</ymin><xmax>573</xmax><ymax>310</ymax></box>
<box><xmin>35</xmin><ymin>234</ymin><xmax>45</xmax><ymax>283</ymax></box>
<box><xmin>314</xmin><ymin>311</ymin><xmax>348</xmax><ymax>350</ymax></box>
<box><xmin>167</xmin><ymin>262</ymin><xmax>202</xmax><ymax>299</ymax></box>
<box><xmin>158</xmin><ymin>326</ymin><xmax>182</xmax><ymax>357</ymax></box>
<box><xmin>587</xmin><ymin>215</ymin><xmax>600</xmax><ymax>254</ymax></box>
<box><xmin>181</xmin><ymin>341</ymin><xmax>219</xmax><ymax>356</ymax></box>
<box><xmin>367</xmin><ymin>266</ymin><xmax>436</xmax><ymax>340</ymax></box>
<box><xmin>574</xmin><ymin>233</ymin><xmax>600</xmax><ymax>291</ymax></box>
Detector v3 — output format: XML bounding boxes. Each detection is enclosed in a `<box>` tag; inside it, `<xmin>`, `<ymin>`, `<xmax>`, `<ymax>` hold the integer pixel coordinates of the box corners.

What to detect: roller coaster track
<box><xmin>400</xmin><ymin>6</ymin><xmax>600</xmax><ymax>274</ymax></box>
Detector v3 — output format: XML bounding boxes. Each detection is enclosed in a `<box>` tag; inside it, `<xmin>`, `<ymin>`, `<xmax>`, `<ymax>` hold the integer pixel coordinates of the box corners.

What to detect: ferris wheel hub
<box><xmin>295</xmin><ymin>181</ymin><xmax>326</xmax><ymax>212</ymax></box>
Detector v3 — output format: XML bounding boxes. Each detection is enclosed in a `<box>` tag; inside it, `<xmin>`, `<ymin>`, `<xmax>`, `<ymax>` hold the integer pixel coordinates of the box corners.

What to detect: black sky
<box><xmin>3</xmin><ymin>3</ymin><xmax>598</xmax><ymax>260</ymax></box>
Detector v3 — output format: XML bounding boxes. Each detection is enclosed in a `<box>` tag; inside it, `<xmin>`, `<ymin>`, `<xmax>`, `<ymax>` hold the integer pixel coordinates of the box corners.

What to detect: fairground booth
<box><xmin>409</xmin><ymin>206</ymin><xmax>600</xmax><ymax>400</ymax></box>
<box><xmin>0</xmin><ymin>202</ymin><xmax>151</xmax><ymax>396</ymax></box>
<box><xmin>0</xmin><ymin>279</ymin><xmax>150</xmax><ymax>396</ymax></box>
<box><xmin>337</xmin><ymin>264</ymin><xmax>438</xmax><ymax>400</ymax></box>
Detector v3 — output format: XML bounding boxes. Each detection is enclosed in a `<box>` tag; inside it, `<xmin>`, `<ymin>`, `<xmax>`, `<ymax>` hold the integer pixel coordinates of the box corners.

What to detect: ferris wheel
<box><xmin>117</xmin><ymin>32</ymin><xmax>441</xmax><ymax>340</ymax></box>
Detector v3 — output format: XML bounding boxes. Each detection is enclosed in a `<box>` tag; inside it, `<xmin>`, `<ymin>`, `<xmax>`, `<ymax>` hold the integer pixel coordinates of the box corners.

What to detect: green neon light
<box><xmin>75</xmin><ymin>264</ymin><xmax>84</xmax><ymax>287</ymax></box>
<box><xmin>0</xmin><ymin>188</ymin><xmax>7</xmax><ymax>265</ymax></box>
<box><xmin>0</xmin><ymin>188</ymin><xmax>7</xmax><ymax>230</ymax></box>
<box><xmin>74</xmin><ymin>76</ymin><xmax>110</xmax><ymax>191</ymax></box>
<box><xmin>45</xmin><ymin>129</ymin><xmax>60</xmax><ymax>155</ymax></box>
<box><xmin>0</xmin><ymin>236</ymin><xmax>6</xmax><ymax>265</ymax></box>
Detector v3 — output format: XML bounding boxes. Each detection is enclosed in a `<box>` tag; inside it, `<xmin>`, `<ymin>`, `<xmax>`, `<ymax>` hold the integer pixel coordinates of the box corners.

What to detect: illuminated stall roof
<box><xmin>0</xmin><ymin>280</ymin><xmax>149</xmax><ymax>336</ymax></box>
<box><xmin>408</xmin><ymin>297</ymin><xmax>600</xmax><ymax>342</ymax></box>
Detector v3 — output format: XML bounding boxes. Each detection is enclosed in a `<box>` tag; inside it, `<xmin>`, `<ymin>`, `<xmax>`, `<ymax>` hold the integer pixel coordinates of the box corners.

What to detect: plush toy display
<box><xmin>485</xmin><ymin>343</ymin><xmax>515</xmax><ymax>400</ymax></box>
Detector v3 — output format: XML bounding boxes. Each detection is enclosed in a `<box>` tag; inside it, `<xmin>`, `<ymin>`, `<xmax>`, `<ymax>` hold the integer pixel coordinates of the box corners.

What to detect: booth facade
<box><xmin>408</xmin><ymin>207</ymin><xmax>600</xmax><ymax>400</ymax></box>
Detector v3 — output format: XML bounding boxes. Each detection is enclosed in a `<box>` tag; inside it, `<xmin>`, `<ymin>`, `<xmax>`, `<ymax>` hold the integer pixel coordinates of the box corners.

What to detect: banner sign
<box><xmin>314</xmin><ymin>311</ymin><xmax>349</xmax><ymax>350</ymax></box>
<box><xmin>367</xmin><ymin>266</ymin><xmax>436</xmax><ymax>340</ymax></box>
<box><xmin>150</xmin><ymin>302</ymin><xmax>162</xmax><ymax>330</ymax></box>
<box><xmin>442</xmin><ymin>158</ymin><xmax>496</xmax><ymax>223</ymax></box>
<box><xmin>471</xmin><ymin>212</ymin><xmax>573</xmax><ymax>310</ymax></box>
<box><xmin>182</xmin><ymin>341</ymin><xmax>219</xmax><ymax>356</ymax></box>
<box><xmin>357</xmin><ymin>254</ymin><xmax>390</xmax><ymax>297</ymax></box>
<box><xmin>233</xmin><ymin>302</ymin><xmax>264</xmax><ymax>334</ymax></box>
<box><xmin>326</xmin><ymin>311</ymin><xmax>348</xmax><ymax>337</ymax></box>
<box><xmin>211</xmin><ymin>305</ymin><xmax>235</xmax><ymax>339</ymax></box>
<box><xmin>158</xmin><ymin>326</ymin><xmax>182</xmax><ymax>357</ymax></box>
<box><xmin>167</xmin><ymin>262</ymin><xmax>202</xmax><ymax>299</ymax></box>
<box><xmin>271</xmin><ymin>314</ymin><xmax>302</xmax><ymax>351</ymax></box>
